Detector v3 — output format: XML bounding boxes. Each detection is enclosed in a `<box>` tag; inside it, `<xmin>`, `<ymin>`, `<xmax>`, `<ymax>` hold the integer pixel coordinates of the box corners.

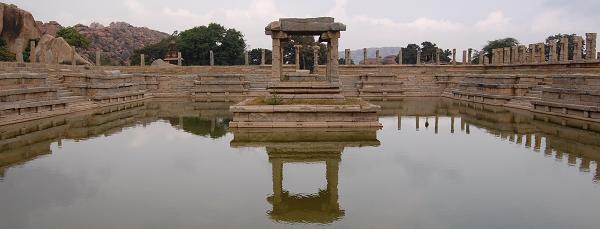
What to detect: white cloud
<box><xmin>475</xmin><ymin>11</ymin><xmax>511</xmax><ymax>29</ymax></box>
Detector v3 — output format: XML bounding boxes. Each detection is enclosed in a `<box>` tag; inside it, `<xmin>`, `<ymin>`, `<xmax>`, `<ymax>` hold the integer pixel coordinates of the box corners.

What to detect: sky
<box><xmin>8</xmin><ymin>0</ymin><xmax>600</xmax><ymax>53</ymax></box>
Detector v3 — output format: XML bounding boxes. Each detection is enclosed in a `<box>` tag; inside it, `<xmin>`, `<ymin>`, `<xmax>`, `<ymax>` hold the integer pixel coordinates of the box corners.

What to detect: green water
<box><xmin>1</xmin><ymin>98</ymin><xmax>599</xmax><ymax>229</ymax></box>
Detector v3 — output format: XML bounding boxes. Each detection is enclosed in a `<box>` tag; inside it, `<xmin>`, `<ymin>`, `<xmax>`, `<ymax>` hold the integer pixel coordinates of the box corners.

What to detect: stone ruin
<box><xmin>229</xmin><ymin>17</ymin><xmax>381</xmax><ymax>128</ymax></box>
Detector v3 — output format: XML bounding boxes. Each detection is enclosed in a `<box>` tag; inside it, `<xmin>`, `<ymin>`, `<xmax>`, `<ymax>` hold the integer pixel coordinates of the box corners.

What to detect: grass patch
<box><xmin>245</xmin><ymin>97</ymin><xmax>368</xmax><ymax>106</ymax></box>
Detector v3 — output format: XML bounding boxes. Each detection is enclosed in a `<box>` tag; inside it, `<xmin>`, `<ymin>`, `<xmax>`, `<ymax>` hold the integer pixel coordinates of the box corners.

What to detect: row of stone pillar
<box><xmin>489</xmin><ymin>33</ymin><xmax>597</xmax><ymax>65</ymax></box>
<box><xmin>345</xmin><ymin>47</ymin><xmax>473</xmax><ymax>65</ymax></box>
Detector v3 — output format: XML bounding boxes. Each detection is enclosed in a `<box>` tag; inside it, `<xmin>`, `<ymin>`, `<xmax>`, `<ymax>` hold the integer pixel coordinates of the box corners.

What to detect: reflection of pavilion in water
<box><xmin>378</xmin><ymin>98</ymin><xmax>600</xmax><ymax>183</ymax></box>
<box><xmin>0</xmin><ymin>100</ymin><xmax>233</xmax><ymax>177</ymax></box>
<box><xmin>231</xmin><ymin>128</ymin><xmax>380</xmax><ymax>224</ymax></box>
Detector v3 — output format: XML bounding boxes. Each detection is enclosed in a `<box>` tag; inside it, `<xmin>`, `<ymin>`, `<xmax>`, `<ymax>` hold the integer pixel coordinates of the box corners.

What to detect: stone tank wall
<box><xmin>1</xmin><ymin>61</ymin><xmax>600</xmax><ymax>124</ymax></box>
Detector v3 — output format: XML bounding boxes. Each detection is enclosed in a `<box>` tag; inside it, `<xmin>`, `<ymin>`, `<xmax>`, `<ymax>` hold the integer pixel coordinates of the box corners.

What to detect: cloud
<box><xmin>475</xmin><ymin>11</ymin><xmax>511</xmax><ymax>29</ymax></box>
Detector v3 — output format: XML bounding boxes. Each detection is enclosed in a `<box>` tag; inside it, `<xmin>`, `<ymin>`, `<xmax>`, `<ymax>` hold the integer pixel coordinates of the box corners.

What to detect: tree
<box><xmin>131</xmin><ymin>36</ymin><xmax>175</xmax><ymax>65</ymax></box>
<box><xmin>0</xmin><ymin>38</ymin><xmax>16</xmax><ymax>61</ymax></box>
<box><xmin>399</xmin><ymin>44</ymin><xmax>420</xmax><ymax>64</ymax></box>
<box><xmin>281</xmin><ymin>35</ymin><xmax>327</xmax><ymax>72</ymax></box>
<box><xmin>482</xmin><ymin>37</ymin><xmax>519</xmax><ymax>59</ymax></box>
<box><xmin>248</xmin><ymin>48</ymin><xmax>271</xmax><ymax>65</ymax></box>
<box><xmin>56</xmin><ymin>27</ymin><xmax>90</xmax><ymax>48</ymax></box>
<box><xmin>177</xmin><ymin>23</ymin><xmax>246</xmax><ymax>66</ymax></box>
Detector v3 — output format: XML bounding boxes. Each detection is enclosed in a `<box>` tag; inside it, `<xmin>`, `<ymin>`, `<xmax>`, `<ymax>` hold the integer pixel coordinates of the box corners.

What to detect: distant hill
<box><xmin>339</xmin><ymin>47</ymin><xmax>402</xmax><ymax>62</ymax></box>
<box><xmin>37</xmin><ymin>21</ymin><xmax>169</xmax><ymax>65</ymax></box>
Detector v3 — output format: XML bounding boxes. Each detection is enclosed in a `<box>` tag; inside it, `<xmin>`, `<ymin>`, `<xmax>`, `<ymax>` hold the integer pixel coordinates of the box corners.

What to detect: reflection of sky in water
<box><xmin>0</xmin><ymin>99</ymin><xmax>599</xmax><ymax>229</ymax></box>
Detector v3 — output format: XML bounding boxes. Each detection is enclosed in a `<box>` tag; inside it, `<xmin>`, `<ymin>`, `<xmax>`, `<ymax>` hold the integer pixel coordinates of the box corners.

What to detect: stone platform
<box><xmin>229</xmin><ymin>98</ymin><xmax>381</xmax><ymax>128</ymax></box>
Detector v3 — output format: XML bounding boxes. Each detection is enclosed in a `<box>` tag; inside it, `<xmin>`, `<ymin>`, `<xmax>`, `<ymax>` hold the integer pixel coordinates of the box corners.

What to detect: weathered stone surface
<box><xmin>266</xmin><ymin>17</ymin><xmax>346</xmax><ymax>35</ymax></box>
<box><xmin>0</xmin><ymin>3</ymin><xmax>41</xmax><ymax>54</ymax></box>
<box><xmin>35</xmin><ymin>34</ymin><xmax>91</xmax><ymax>65</ymax></box>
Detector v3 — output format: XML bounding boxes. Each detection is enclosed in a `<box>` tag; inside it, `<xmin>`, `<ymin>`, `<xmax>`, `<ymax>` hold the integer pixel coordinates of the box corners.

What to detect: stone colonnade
<box><xmin>489</xmin><ymin>33</ymin><xmax>597</xmax><ymax>65</ymax></box>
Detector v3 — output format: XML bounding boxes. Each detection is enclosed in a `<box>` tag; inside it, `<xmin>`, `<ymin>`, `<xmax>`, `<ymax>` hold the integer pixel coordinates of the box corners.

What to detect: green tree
<box><xmin>131</xmin><ymin>36</ymin><xmax>175</xmax><ymax>65</ymax></box>
<box><xmin>177</xmin><ymin>23</ymin><xmax>246</xmax><ymax>65</ymax></box>
<box><xmin>0</xmin><ymin>38</ymin><xmax>15</xmax><ymax>61</ymax></box>
<box><xmin>56</xmin><ymin>27</ymin><xmax>90</xmax><ymax>48</ymax></box>
<box><xmin>482</xmin><ymin>37</ymin><xmax>519</xmax><ymax>59</ymax></box>
<box><xmin>248</xmin><ymin>48</ymin><xmax>271</xmax><ymax>65</ymax></box>
<box><xmin>399</xmin><ymin>44</ymin><xmax>420</xmax><ymax>64</ymax></box>
<box><xmin>281</xmin><ymin>35</ymin><xmax>327</xmax><ymax>72</ymax></box>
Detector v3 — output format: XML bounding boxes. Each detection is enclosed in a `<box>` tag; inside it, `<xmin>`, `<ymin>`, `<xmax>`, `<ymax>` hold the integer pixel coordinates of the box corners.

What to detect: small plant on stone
<box><xmin>265</xmin><ymin>93</ymin><xmax>283</xmax><ymax>105</ymax></box>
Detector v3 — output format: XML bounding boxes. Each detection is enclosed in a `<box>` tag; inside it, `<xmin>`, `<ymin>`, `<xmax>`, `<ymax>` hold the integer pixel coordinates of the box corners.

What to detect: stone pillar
<box><xmin>15</xmin><ymin>39</ymin><xmax>23</xmax><ymax>63</ymax></box>
<box><xmin>462</xmin><ymin>50</ymin><xmax>467</xmax><ymax>64</ymax></box>
<box><xmin>511</xmin><ymin>46</ymin><xmax>518</xmax><ymax>64</ymax></box>
<box><xmin>209</xmin><ymin>50</ymin><xmax>214</xmax><ymax>66</ymax></box>
<box><xmin>328</xmin><ymin>32</ymin><xmax>340</xmax><ymax>82</ymax></box>
<box><xmin>363</xmin><ymin>48</ymin><xmax>368</xmax><ymax>65</ymax></box>
<box><xmin>271</xmin><ymin>159</ymin><xmax>283</xmax><ymax>205</ymax></box>
<box><xmin>538</xmin><ymin>43</ymin><xmax>546</xmax><ymax>63</ymax></box>
<box><xmin>573</xmin><ymin>36</ymin><xmax>584</xmax><ymax>62</ymax></box>
<box><xmin>71</xmin><ymin>47</ymin><xmax>76</xmax><ymax>67</ymax></box>
<box><xmin>375</xmin><ymin>49</ymin><xmax>381</xmax><ymax>64</ymax></box>
<box><xmin>528</xmin><ymin>44</ymin><xmax>536</xmax><ymax>63</ymax></box>
<box><xmin>140</xmin><ymin>54</ymin><xmax>145</xmax><ymax>66</ymax></box>
<box><xmin>294</xmin><ymin>45</ymin><xmax>301</xmax><ymax>69</ymax></box>
<box><xmin>313</xmin><ymin>45</ymin><xmax>320</xmax><ymax>70</ymax></box>
<box><xmin>436</xmin><ymin>48</ymin><xmax>441</xmax><ymax>65</ymax></box>
<box><xmin>344</xmin><ymin>48</ymin><xmax>351</xmax><ymax>65</ymax></box>
<box><xmin>95</xmin><ymin>51</ymin><xmax>101</xmax><ymax>66</ymax></box>
<box><xmin>261</xmin><ymin>49</ymin><xmax>266</xmax><ymax>65</ymax></box>
<box><xmin>586</xmin><ymin>33</ymin><xmax>597</xmax><ymax>61</ymax></box>
<box><xmin>326</xmin><ymin>159</ymin><xmax>339</xmax><ymax>206</ymax></box>
<box><xmin>398</xmin><ymin>48</ymin><xmax>403</xmax><ymax>65</ymax></box>
<box><xmin>560</xmin><ymin>37</ymin><xmax>569</xmax><ymax>62</ymax></box>
<box><xmin>29</xmin><ymin>40</ymin><xmax>36</xmax><ymax>63</ymax></box>
<box><xmin>416</xmin><ymin>50</ymin><xmax>421</xmax><ymax>65</ymax></box>
<box><xmin>272</xmin><ymin>37</ymin><xmax>282</xmax><ymax>79</ymax></box>
<box><xmin>177</xmin><ymin>52</ymin><xmax>182</xmax><ymax>66</ymax></box>
<box><xmin>452</xmin><ymin>49</ymin><xmax>456</xmax><ymax>65</ymax></box>
<box><xmin>484</xmin><ymin>56</ymin><xmax>489</xmax><ymax>66</ymax></box>
<box><xmin>549</xmin><ymin>40</ymin><xmax>558</xmax><ymax>63</ymax></box>
<box><xmin>518</xmin><ymin>45</ymin><xmax>527</xmax><ymax>63</ymax></box>
<box><xmin>244</xmin><ymin>50</ymin><xmax>249</xmax><ymax>65</ymax></box>
<box><xmin>504</xmin><ymin>47</ymin><xmax>511</xmax><ymax>64</ymax></box>
<box><xmin>468</xmin><ymin>48</ymin><xmax>472</xmax><ymax>65</ymax></box>
<box><xmin>478</xmin><ymin>51</ymin><xmax>484</xmax><ymax>65</ymax></box>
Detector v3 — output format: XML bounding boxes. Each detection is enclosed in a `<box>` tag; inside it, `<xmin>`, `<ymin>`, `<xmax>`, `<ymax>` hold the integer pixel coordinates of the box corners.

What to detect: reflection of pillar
<box><xmin>567</xmin><ymin>153</ymin><xmax>577</xmax><ymax>165</ymax></box>
<box><xmin>580</xmin><ymin>158</ymin><xmax>590</xmax><ymax>172</ymax></box>
<box><xmin>326</xmin><ymin>159</ymin><xmax>339</xmax><ymax>206</ymax></box>
<box><xmin>525</xmin><ymin>134</ymin><xmax>532</xmax><ymax>148</ymax></box>
<box><xmin>534</xmin><ymin>135</ymin><xmax>542</xmax><ymax>151</ymax></box>
<box><xmin>397</xmin><ymin>115</ymin><xmax>401</xmax><ymax>130</ymax></box>
<box><xmin>415</xmin><ymin>116</ymin><xmax>420</xmax><ymax>130</ymax></box>
<box><xmin>465</xmin><ymin>123</ymin><xmax>470</xmax><ymax>134</ymax></box>
<box><xmin>594</xmin><ymin>160</ymin><xmax>600</xmax><ymax>182</ymax></box>
<box><xmin>434</xmin><ymin>115</ymin><xmax>438</xmax><ymax>134</ymax></box>
<box><xmin>450</xmin><ymin>116</ymin><xmax>455</xmax><ymax>133</ymax></box>
<box><xmin>272</xmin><ymin>159</ymin><xmax>283</xmax><ymax>205</ymax></box>
<box><xmin>554</xmin><ymin>151</ymin><xmax>563</xmax><ymax>160</ymax></box>
<box><xmin>210</xmin><ymin>118</ymin><xmax>216</xmax><ymax>132</ymax></box>
<box><xmin>516</xmin><ymin>134</ymin><xmax>523</xmax><ymax>144</ymax></box>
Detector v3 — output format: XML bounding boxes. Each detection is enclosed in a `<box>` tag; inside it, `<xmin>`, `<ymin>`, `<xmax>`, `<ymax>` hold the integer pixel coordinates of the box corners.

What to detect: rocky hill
<box><xmin>0</xmin><ymin>3</ymin><xmax>41</xmax><ymax>53</ymax></box>
<box><xmin>37</xmin><ymin>21</ymin><xmax>169</xmax><ymax>65</ymax></box>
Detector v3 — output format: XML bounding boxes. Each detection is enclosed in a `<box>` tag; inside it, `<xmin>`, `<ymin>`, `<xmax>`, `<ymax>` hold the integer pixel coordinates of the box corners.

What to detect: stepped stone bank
<box><xmin>2</xmin><ymin>17</ymin><xmax>600</xmax><ymax>126</ymax></box>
